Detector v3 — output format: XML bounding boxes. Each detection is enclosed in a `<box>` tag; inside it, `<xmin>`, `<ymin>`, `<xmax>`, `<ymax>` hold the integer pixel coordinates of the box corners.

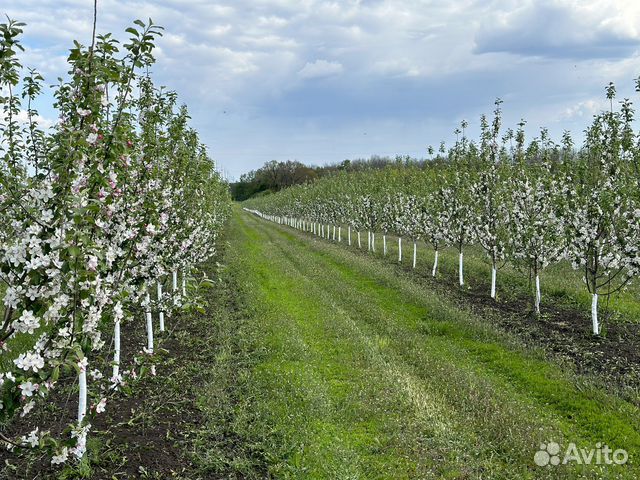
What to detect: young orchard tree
<box><xmin>395</xmin><ymin>194</ymin><xmax>423</xmax><ymax>268</ymax></box>
<box><xmin>469</xmin><ymin>104</ymin><xmax>510</xmax><ymax>299</ymax></box>
<box><xmin>563</xmin><ymin>83</ymin><xmax>631</xmax><ymax>335</ymax></box>
<box><xmin>441</xmin><ymin>127</ymin><xmax>475</xmax><ymax>286</ymax></box>
<box><xmin>421</xmin><ymin>179</ymin><xmax>448</xmax><ymax>277</ymax></box>
<box><xmin>507</xmin><ymin>125</ymin><xmax>565</xmax><ymax>314</ymax></box>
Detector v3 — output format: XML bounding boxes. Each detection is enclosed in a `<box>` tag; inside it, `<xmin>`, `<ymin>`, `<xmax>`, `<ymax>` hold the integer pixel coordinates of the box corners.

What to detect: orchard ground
<box><xmin>5</xmin><ymin>205</ymin><xmax>640</xmax><ymax>479</ymax></box>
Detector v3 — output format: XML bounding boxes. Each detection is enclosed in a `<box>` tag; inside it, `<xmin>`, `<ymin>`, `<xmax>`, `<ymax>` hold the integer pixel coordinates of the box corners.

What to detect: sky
<box><xmin>3</xmin><ymin>0</ymin><xmax>640</xmax><ymax>180</ymax></box>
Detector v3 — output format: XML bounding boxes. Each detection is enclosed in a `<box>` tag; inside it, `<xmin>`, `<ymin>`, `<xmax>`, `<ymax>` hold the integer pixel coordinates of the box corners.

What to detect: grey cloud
<box><xmin>474</xmin><ymin>1</ymin><xmax>640</xmax><ymax>59</ymax></box>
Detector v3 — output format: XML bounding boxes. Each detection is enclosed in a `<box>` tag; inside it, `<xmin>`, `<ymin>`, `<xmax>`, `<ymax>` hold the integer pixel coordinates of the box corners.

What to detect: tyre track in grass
<box><xmin>233</xmin><ymin>208</ymin><xmax>640</xmax><ymax>479</ymax></box>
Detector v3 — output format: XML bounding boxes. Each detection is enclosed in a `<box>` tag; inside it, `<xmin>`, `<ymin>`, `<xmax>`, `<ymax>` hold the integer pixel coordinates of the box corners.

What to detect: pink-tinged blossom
<box><xmin>20</xmin><ymin>381</ymin><xmax>38</xmax><ymax>397</ymax></box>
<box><xmin>87</xmin><ymin>255</ymin><xmax>98</xmax><ymax>271</ymax></box>
<box><xmin>14</xmin><ymin>352</ymin><xmax>45</xmax><ymax>373</ymax></box>
<box><xmin>86</xmin><ymin>132</ymin><xmax>98</xmax><ymax>144</ymax></box>
<box><xmin>78</xmin><ymin>357</ymin><xmax>88</xmax><ymax>372</ymax></box>
<box><xmin>51</xmin><ymin>447</ymin><xmax>69</xmax><ymax>465</ymax></box>
<box><xmin>20</xmin><ymin>400</ymin><xmax>35</xmax><ymax>417</ymax></box>
<box><xmin>13</xmin><ymin>310</ymin><xmax>40</xmax><ymax>334</ymax></box>
<box><xmin>95</xmin><ymin>398</ymin><xmax>107</xmax><ymax>413</ymax></box>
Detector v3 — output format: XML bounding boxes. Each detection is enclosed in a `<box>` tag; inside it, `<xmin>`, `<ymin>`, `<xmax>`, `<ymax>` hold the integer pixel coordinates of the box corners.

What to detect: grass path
<box><xmin>212</xmin><ymin>207</ymin><xmax>640</xmax><ymax>479</ymax></box>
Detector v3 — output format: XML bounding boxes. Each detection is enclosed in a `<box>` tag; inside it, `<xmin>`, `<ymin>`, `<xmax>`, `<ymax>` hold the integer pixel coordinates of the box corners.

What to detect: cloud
<box><xmin>298</xmin><ymin>59</ymin><xmax>344</xmax><ymax>79</ymax></box>
<box><xmin>474</xmin><ymin>0</ymin><xmax>640</xmax><ymax>59</ymax></box>
<box><xmin>2</xmin><ymin>0</ymin><xmax>640</xmax><ymax>179</ymax></box>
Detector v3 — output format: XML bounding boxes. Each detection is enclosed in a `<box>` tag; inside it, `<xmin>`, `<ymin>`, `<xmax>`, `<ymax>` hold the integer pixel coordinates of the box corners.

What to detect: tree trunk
<box><xmin>157</xmin><ymin>281</ymin><xmax>165</xmax><ymax>332</ymax></box>
<box><xmin>458</xmin><ymin>250</ymin><xmax>464</xmax><ymax>286</ymax></box>
<box><xmin>113</xmin><ymin>319</ymin><xmax>121</xmax><ymax>378</ymax></box>
<box><xmin>432</xmin><ymin>249</ymin><xmax>439</xmax><ymax>277</ymax></box>
<box><xmin>398</xmin><ymin>237</ymin><xmax>402</xmax><ymax>263</ymax></box>
<box><xmin>412</xmin><ymin>240</ymin><xmax>417</xmax><ymax>269</ymax></box>
<box><xmin>383</xmin><ymin>234</ymin><xmax>387</xmax><ymax>256</ymax></box>
<box><xmin>535</xmin><ymin>273</ymin><xmax>541</xmax><ymax>314</ymax></box>
<box><xmin>490</xmin><ymin>263</ymin><xmax>497</xmax><ymax>299</ymax></box>
<box><xmin>146</xmin><ymin>292</ymin><xmax>154</xmax><ymax>353</ymax></box>
<box><xmin>592</xmin><ymin>293</ymin><xmax>599</xmax><ymax>335</ymax></box>
<box><xmin>357</xmin><ymin>231</ymin><xmax>362</xmax><ymax>248</ymax></box>
<box><xmin>78</xmin><ymin>366</ymin><xmax>87</xmax><ymax>424</ymax></box>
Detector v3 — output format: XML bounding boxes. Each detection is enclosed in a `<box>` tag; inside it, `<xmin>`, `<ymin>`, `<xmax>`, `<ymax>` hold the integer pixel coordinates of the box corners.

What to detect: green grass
<box><xmin>334</xmin><ymin>227</ymin><xmax>640</xmax><ymax>324</ymax></box>
<box><xmin>192</xmin><ymin>207</ymin><xmax>640</xmax><ymax>479</ymax></box>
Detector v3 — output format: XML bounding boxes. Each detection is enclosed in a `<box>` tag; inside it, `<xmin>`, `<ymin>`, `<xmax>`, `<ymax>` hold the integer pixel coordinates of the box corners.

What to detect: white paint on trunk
<box><xmin>157</xmin><ymin>282</ymin><xmax>165</xmax><ymax>332</ymax></box>
<box><xmin>367</xmin><ymin>230</ymin><xmax>371</xmax><ymax>251</ymax></box>
<box><xmin>182</xmin><ymin>271</ymin><xmax>187</xmax><ymax>296</ymax></box>
<box><xmin>333</xmin><ymin>225</ymin><xmax>336</xmax><ymax>240</ymax></box>
<box><xmin>491</xmin><ymin>266</ymin><xmax>496</xmax><ymax>299</ymax></box>
<box><xmin>113</xmin><ymin>319</ymin><xmax>121</xmax><ymax>378</ymax></box>
<box><xmin>592</xmin><ymin>293</ymin><xmax>599</xmax><ymax>335</ymax></box>
<box><xmin>412</xmin><ymin>241</ymin><xmax>417</xmax><ymax>269</ymax></box>
<box><xmin>172</xmin><ymin>271</ymin><xmax>178</xmax><ymax>291</ymax></box>
<box><xmin>383</xmin><ymin>235</ymin><xmax>387</xmax><ymax>256</ymax></box>
<box><xmin>535</xmin><ymin>274</ymin><xmax>541</xmax><ymax>314</ymax></box>
<box><xmin>78</xmin><ymin>367</ymin><xmax>87</xmax><ymax>424</ymax></box>
<box><xmin>459</xmin><ymin>251</ymin><xmax>464</xmax><ymax>286</ymax></box>
<box><xmin>432</xmin><ymin>249</ymin><xmax>439</xmax><ymax>277</ymax></box>
<box><xmin>348</xmin><ymin>226</ymin><xmax>351</xmax><ymax>245</ymax></box>
<box><xmin>146</xmin><ymin>293</ymin><xmax>154</xmax><ymax>353</ymax></box>
<box><xmin>372</xmin><ymin>232</ymin><xmax>376</xmax><ymax>252</ymax></box>
<box><xmin>357</xmin><ymin>231</ymin><xmax>362</xmax><ymax>248</ymax></box>
<box><xmin>398</xmin><ymin>237</ymin><xmax>402</xmax><ymax>262</ymax></box>
<box><xmin>338</xmin><ymin>226</ymin><xmax>341</xmax><ymax>242</ymax></box>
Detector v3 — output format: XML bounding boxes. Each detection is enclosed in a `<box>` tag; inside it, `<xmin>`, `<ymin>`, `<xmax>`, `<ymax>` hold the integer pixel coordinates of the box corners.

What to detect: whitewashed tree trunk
<box><xmin>172</xmin><ymin>270</ymin><xmax>178</xmax><ymax>291</ymax></box>
<box><xmin>357</xmin><ymin>231</ymin><xmax>362</xmax><ymax>248</ymax></box>
<box><xmin>459</xmin><ymin>251</ymin><xmax>464</xmax><ymax>286</ymax></box>
<box><xmin>592</xmin><ymin>293</ymin><xmax>599</xmax><ymax>335</ymax></box>
<box><xmin>372</xmin><ymin>233</ymin><xmax>376</xmax><ymax>252</ymax></box>
<box><xmin>383</xmin><ymin>235</ymin><xmax>387</xmax><ymax>256</ymax></box>
<box><xmin>145</xmin><ymin>293</ymin><xmax>154</xmax><ymax>353</ymax></box>
<box><xmin>432</xmin><ymin>249</ymin><xmax>439</xmax><ymax>277</ymax></box>
<box><xmin>338</xmin><ymin>226</ymin><xmax>341</xmax><ymax>242</ymax></box>
<box><xmin>333</xmin><ymin>225</ymin><xmax>336</xmax><ymax>240</ymax></box>
<box><xmin>535</xmin><ymin>274</ymin><xmax>541</xmax><ymax>314</ymax></box>
<box><xmin>412</xmin><ymin>240</ymin><xmax>417</xmax><ymax>269</ymax></box>
<box><xmin>157</xmin><ymin>281</ymin><xmax>165</xmax><ymax>332</ymax></box>
<box><xmin>367</xmin><ymin>231</ymin><xmax>371</xmax><ymax>251</ymax></box>
<box><xmin>490</xmin><ymin>265</ymin><xmax>497</xmax><ymax>299</ymax></box>
<box><xmin>398</xmin><ymin>237</ymin><xmax>402</xmax><ymax>263</ymax></box>
<box><xmin>348</xmin><ymin>226</ymin><xmax>351</xmax><ymax>245</ymax></box>
<box><xmin>182</xmin><ymin>270</ymin><xmax>187</xmax><ymax>296</ymax></box>
<box><xmin>113</xmin><ymin>319</ymin><xmax>121</xmax><ymax>378</ymax></box>
<box><xmin>78</xmin><ymin>366</ymin><xmax>87</xmax><ymax>424</ymax></box>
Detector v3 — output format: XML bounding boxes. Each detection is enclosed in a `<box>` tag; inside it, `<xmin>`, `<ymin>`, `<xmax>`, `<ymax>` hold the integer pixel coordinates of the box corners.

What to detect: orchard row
<box><xmin>0</xmin><ymin>20</ymin><xmax>230</xmax><ymax>464</ymax></box>
<box><xmin>245</xmin><ymin>87</ymin><xmax>640</xmax><ymax>337</ymax></box>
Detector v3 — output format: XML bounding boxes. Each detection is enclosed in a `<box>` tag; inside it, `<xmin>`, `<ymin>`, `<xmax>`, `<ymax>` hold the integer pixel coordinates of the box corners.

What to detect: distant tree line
<box><xmin>231</xmin><ymin>155</ymin><xmax>443</xmax><ymax>200</ymax></box>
